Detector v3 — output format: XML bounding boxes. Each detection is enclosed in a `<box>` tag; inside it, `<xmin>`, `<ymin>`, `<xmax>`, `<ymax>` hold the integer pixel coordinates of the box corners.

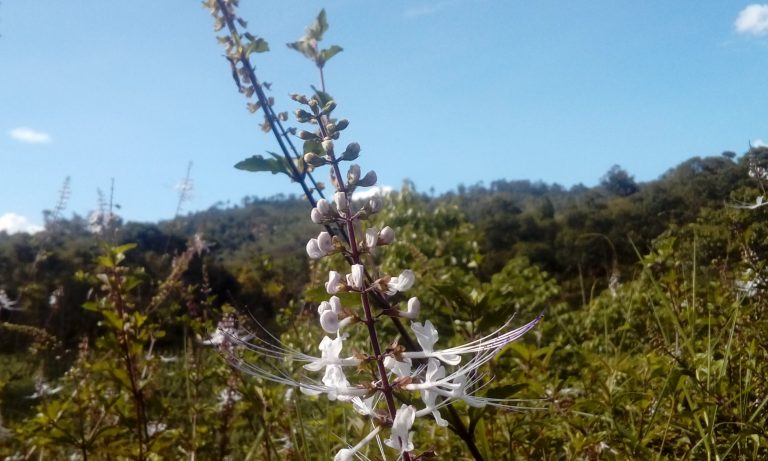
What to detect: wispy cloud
<box><xmin>735</xmin><ymin>4</ymin><xmax>768</xmax><ymax>36</ymax></box>
<box><xmin>353</xmin><ymin>185</ymin><xmax>393</xmax><ymax>201</ymax></box>
<box><xmin>0</xmin><ymin>213</ymin><xmax>43</xmax><ymax>234</ymax></box>
<box><xmin>9</xmin><ymin>127</ymin><xmax>52</xmax><ymax>144</ymax></box>
<box><xmin>404</xmin><ymin>0</ymin><xmax>457</xmax><ymax>19</ymax></box>
<box><xmin>753</xmin><ymin>139</ymin><xmax>767</xmax><ymax>148</ymax></box>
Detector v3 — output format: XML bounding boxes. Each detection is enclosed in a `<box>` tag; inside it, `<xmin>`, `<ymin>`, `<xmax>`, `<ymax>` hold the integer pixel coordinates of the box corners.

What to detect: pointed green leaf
<box><xmin>311</xmin><ymin>85</ymin><xmax>334</xmax><ymax>107</ymax></box>
<box><xmin>235</xmin><ymin>153</ymin><xmax>288</xmax><ymax>176</ymax></box>
<box><xmin>244</xmin><ymin>38</ymin><xmax>269</xmax><ymax>56</ymax></box>
<box><xmin>308</xmin><ymin>9</ymin><xmax>328</xmax><ymax>40</ymax></box>
<box><xmin>319</xmin><ymin>45</ymin><xmax>343</xmax><ymax>66</ymax></box>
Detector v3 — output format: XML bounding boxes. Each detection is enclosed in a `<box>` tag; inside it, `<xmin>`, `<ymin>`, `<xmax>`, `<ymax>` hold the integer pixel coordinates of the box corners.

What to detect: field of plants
<box><xmin>2</xmin><ymin>2</ymin><xmax>768</xmax><ymax>460</ymax></box>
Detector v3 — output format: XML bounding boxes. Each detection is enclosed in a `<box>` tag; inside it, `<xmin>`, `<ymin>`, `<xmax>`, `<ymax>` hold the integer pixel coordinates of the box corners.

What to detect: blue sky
<box><xmin>1</xmin><ymin>1</ymin><xmax>767</xmax><ymax>233</ymax></box>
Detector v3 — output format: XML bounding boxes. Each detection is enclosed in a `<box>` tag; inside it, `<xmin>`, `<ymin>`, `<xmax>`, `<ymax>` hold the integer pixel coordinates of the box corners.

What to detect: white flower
<box><xmin>326</xmin><ymin>271</ymin><xmax>343</xmax><ymax>294</ymax></box>
<box><xmin>346</xmin><ymin>264</ymin><xmax>365</xmax><ymax>290</ymax></box>
<box><xmin>365</xmin><ymin>227</ymin><xmax>378</xmax><ymax>252</ymax></box>
<box><xmin>306</xmin><ymin>239</ymin><xmax>324</xmax><ymax>259</ymax></box>
<box><xmin>384</xmin><ymin>404</ymin><xmax>416</xmax><ymax>453</ymax></box>
<box><xmin>334</xmin><ymin>426</ymin><xmax>382</xmax><ymax>461</ymax></box>
<box><xmin>334</xmin><ymin>191</ymin><xmax>349</xmax><ymax>213</ymax></box>
<box><xmin>420</xmin><ymin>359</ymin><xmax>449</xmax><ymax>426</ymax></box>
<box><xmin>405</xmin><ymin>313</ymin><xmax>543</xmax><ymax>365</ymax></box>
<box><xmin>318</xmin><ymin>296</ymin><xmax>354</xmax><ymax>334</ymax></box>
<box><xmin>400</xmin><ymin>297</ymin><xmax>420</xmax><ymax>319</ymax></box>
<box><xmin>0</xmin><ymin>290</ymin><xmax>22</xmax><ymax>311</ymax></box>
<box><xmin>317</xmin><ymin>231</ymin><xmax>334</xmax><ymax>253</ymax></box>
<box><xmin>317</xmin><ymin>198</ymin><xmax>332</xmax><ymax>216</ymax></box>
<box><xmin>386</xmin><ymin>270</ymin><xmax>415</xmax><ymax>295</ymax></box>
<box><xmin>410</xmin><ymin>320</ymin><xmax>461</xmax><ymax>365</ymax></box>
<box><xmin>347</xmin><ymin>164</ymin><xmax>361</xmax><ymax>184</ymax></box>
<box><xmin>311</xmin><ymin>208</ymin><xmax>324</xmax><ymax>224</ymax></box>
<box><xmin>378</xmin><ymin>226</ymin><xmax>395</xmax><ymax>245</ymax></box>
<box><xmin>307</xmin><ymin>232</ymin><xmax>334</xmax><ymax>259</ymax></box>
<box><xmin>28</xmin><ymin>382</ymin><xmax>63</xmax><ymax>399</ymax></box>
<box><xmin>383</xmin><ymin>355</ymin><xmax>413</xmax><ymax>378</ymax></box>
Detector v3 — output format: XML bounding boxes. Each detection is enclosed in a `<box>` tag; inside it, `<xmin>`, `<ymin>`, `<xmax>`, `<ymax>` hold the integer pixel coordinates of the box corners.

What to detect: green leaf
<box><xmin>303</xmin><ymin>139</ymin><xmax>323</xmax><ymax>155</ymax></box>
<box><xmin>308</xmin><ymin>9</ymin><xmax>329</xmax><ymax>40</ymax></box>
<box><xmin>483</xmin><ymin>383</ymin><xmax>528</xmax><ymax>400</ymax></box>
<box><xmin>311</xmin><ymin>85</ymin><xmax>334</xmax><ymax>107</ymax></box>
<box><xmin>235</xmin><ymin>153</ymin><xmax>288</xmax><ymax>176</ymax></box>
<box><xmin>113</xmin><ymin>243</ymin><xmax>137</xmax><ymax>255</ymax></box>
<box><xmin>244</xmin><ymin>38</ymin><xmax>269</xmax><ymax>56</ymax></box>
<box><xmin>319</xmin><ymin>45</ymin><xmax>343</xmax><ymax>66</ymax></box>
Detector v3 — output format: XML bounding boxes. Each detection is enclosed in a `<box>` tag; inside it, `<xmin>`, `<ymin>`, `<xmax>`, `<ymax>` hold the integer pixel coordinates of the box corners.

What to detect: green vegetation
<box><xmin>2</xmin><ymin>147</ymin><xmax>768</xmax><ymax>459</ymax></box>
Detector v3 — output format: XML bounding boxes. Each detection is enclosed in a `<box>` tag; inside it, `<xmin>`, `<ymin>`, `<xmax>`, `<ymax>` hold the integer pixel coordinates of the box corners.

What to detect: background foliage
<box><xmin>2</xmin><ymin>147</ymin><xmax>768</xmax><ymax>459</ymax></box>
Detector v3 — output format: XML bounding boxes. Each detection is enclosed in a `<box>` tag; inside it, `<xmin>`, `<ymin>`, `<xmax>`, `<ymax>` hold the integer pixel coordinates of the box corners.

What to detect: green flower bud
<box><xmin>357</xmin><ymin>170</ymin><xmax>377</xmax><ymax>187</ymax></box>
<box><xmin>335</xmin><ymin>119</ymin><xmax>350</xmax><ymax>131</ymax></box>
<box><xmin>322</xmin><ymin>101</ymin><xmax>337</xmax><ymax>115</ymax></box>
<box><xmin>297</xmin><ymin>130</ymin><xmax>319</xmax><ymax>141</ymax></box>
<box><xmin>303</xmin><ymin>152</ymin><xmax>327</xmax><ymax>167</ymax></box>
<box><xmin>341</xmin><ymin>142</ymin><xmax>361</xmax><ymax>161</ymax></box>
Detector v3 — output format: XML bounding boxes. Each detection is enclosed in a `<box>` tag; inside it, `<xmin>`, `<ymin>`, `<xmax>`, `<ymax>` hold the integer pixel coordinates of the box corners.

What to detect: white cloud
<box><xmin>353</xmin><ymin>185</ymin><xmax>394</xmax><ymax>201</ymax></box>
<box><xmin>735</xmin><ymin>4</ymin><xmax>768</xmax><ymax>36</ymax></box>
<box><xmin>754</xmin><ymin>139</ymin><xmax>768</xmax><ymax>148</ymax></box>
<box><xmin>0</xmin><ymin>213</ymin><xmax>43</xmax><ymax>234</ymax></box>
<box><xmin>9</xmin><ymin>127</ymin><xmax>52</xmax><ymax>144</ymax></box>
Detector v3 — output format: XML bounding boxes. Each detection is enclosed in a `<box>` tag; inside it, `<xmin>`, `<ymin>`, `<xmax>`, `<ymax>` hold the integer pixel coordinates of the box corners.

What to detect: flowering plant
<box><xmin>205</xmin><ymin>2</ymin><xmax>543</xmax><ymax>459</ymax></box>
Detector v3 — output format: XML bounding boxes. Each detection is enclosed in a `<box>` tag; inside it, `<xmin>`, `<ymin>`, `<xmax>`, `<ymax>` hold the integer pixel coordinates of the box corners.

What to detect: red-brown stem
<box><xmin>322</xmin><ymin>124</ymin><xmax>411</xmax><ymax>460</ymax></box>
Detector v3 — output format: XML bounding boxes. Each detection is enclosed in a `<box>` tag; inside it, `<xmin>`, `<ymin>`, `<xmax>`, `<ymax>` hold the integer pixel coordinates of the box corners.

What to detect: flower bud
<box><xmin>329</xmin><ymin>295</ymin><xmax>342</xmax><ymax>314</ymax></box>
<box><xmin>378</xmin><ymin>226</ymin><xmax>395</xmax><ymax>245</ymax></box>
<box><xmin>317</xmin><ymin>199</ymin><xmax>332</xmax><ymax>217</ymax></box>
<box><xmin>290</xmin><ymin>93</ymin><xmax>309</xmax><ymax>104</ymax></box>
<box><xmin>317</xmin><ymin>231</ymin><xmax>334</xmax><ymax>253</ymax></box>
<box><xmin>322</xmin><ymin>139</ymin><xmax>334</xmax><ymax>154</ymax></box>
<box><xmin>386</xmin><ymin>270</ymin><xmax>415</xmax><ymax>295</ymax></box>
<box><xmin>347</xmin><ymin>164</ymin><xmax>361</xmax><ymax>185</ymax></box>
<box><xmin>340</xmin><ymin>142</ymin><xmax>361</xmax><ymax>161</ymax></box>
<box><xmin>346</xmin><ymin>264</ymin><xmax>365</xmax><ymax>290</ymax></box>
<box><xmin>306</xmin><ymin>239</ymin><xmax>324</xmax><ymax>259</ymax></box>
<box><xmin>319</xmin><ymin>309</ymin><xmax>340</xmax><ymax>333</ymax></box>
<box><xmin>365</xmin><ymin>228</ymin><xmax>378</xmax><ymax>251</ymax></box>
<box><xmin>297</xmin><ymin>130</ymin><xmax>318</xmax><ymax>141</ymax></box>
<box><xmin>295</xmin><ymin>109</ymin><xmax>314</xmax><ymax>122</ymax></box>
<box><xmin>334</xmin><ymin>191</ymin><xmax>348</xmax><ymax>212</ymax></box>
<box><xmin>325</xmin><ymin>271</ymin><xmax>342</xmax><ymax>294</ymax></box>
<box><xmin>303</xmin><ymin>152</ymin><xmax>326</xmax><ymax>167</ymax></box>
<box><xmin>357</xmin><ymin>170</ymin><xmax>377</xmax><ymax>187</ymax></box>
<box><xmin>368</xmin><ymin>197</ymin><xmax>382</xmax><ymax>213</ymax></box>
<box><xmin>310</xmin><ymin>208</ymin><xmax>323</xmax><ymax>224</ymax></box>
<box><xmin>335</xmin><ymin>119</ymin><xmax>349</xmax><ymax>131</ymax></box>
<box><xmin>322</xmin><ymin>100</ymin><xmax>337</xmax><ymax>114</ymax></box>
<box><xmin>402</xmin><ymin>297</ymin><xmax>420</xmax><ymax>319</ymax></box>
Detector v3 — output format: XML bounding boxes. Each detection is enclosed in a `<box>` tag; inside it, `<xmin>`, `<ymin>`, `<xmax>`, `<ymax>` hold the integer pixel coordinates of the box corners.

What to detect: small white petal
<box><xmin>306</xmin><ymin>239</ymin><xmax>325</xmax><ymax>259</ymax></box>
<box><xmin>400</xmin><ymin>297</ymin><xmax>420</xmax><ymax>319</ymax></box>
<box><xmin>378</xmin><ymin>226</ymin><xmax>395</xmax><ymax>245</ymax></box>
<box><xmin>329</xmin><ymin>295</ymin><xmax>342</xmax><ymax>314</ymax></box>
<box><xmin>310</xmin><ymin>208</ymin><xmax>323</xmax><ymax>224</ymax></box>
<box><xmin>334</xmin><ymin>191</ymin><xmax>348</xmax><ymax>212</ymax></box>
<box><xmin>326</xmin><ymin>271</ymin><xmax>342</xmax><ymax>294</ymax></box>
<box><xmin>317</xmin><ymin>198</ymin><xmax>332</xmax><ymax>216</ymax></box>
<box><xmin>387</xmin><ymin>270</ymin><xmax>415</xmax><ymax>295</ymax></box>
<box><xmin>385</xmin><ymin>404</ymin><xmax>416</xmax><ymax>453</ymax></box>
<box><xmin>347</xmin><ymin>264</ymin><xmax>365</xmax><ymax>290</ymax></box>
<box><xmin>317</xmin><ymin>231</ymin><xmax>334</xmax><ymax>253</ymax></box>
<box><xmin>319</xmin><ymin>310</ymin><xmax>340</xmax><ymax>333</ymax></box>
<box><xmin>365</xmin><ymin>227</ymin><xmax>378</xmax><ymax>251</ymax></box>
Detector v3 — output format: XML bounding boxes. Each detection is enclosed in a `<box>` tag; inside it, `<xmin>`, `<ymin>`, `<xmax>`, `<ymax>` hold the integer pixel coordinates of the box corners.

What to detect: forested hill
<box><xmin>1</xmin><ymin>148</ymin><xmax>766</xmax><ymax>349</ymax></box>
